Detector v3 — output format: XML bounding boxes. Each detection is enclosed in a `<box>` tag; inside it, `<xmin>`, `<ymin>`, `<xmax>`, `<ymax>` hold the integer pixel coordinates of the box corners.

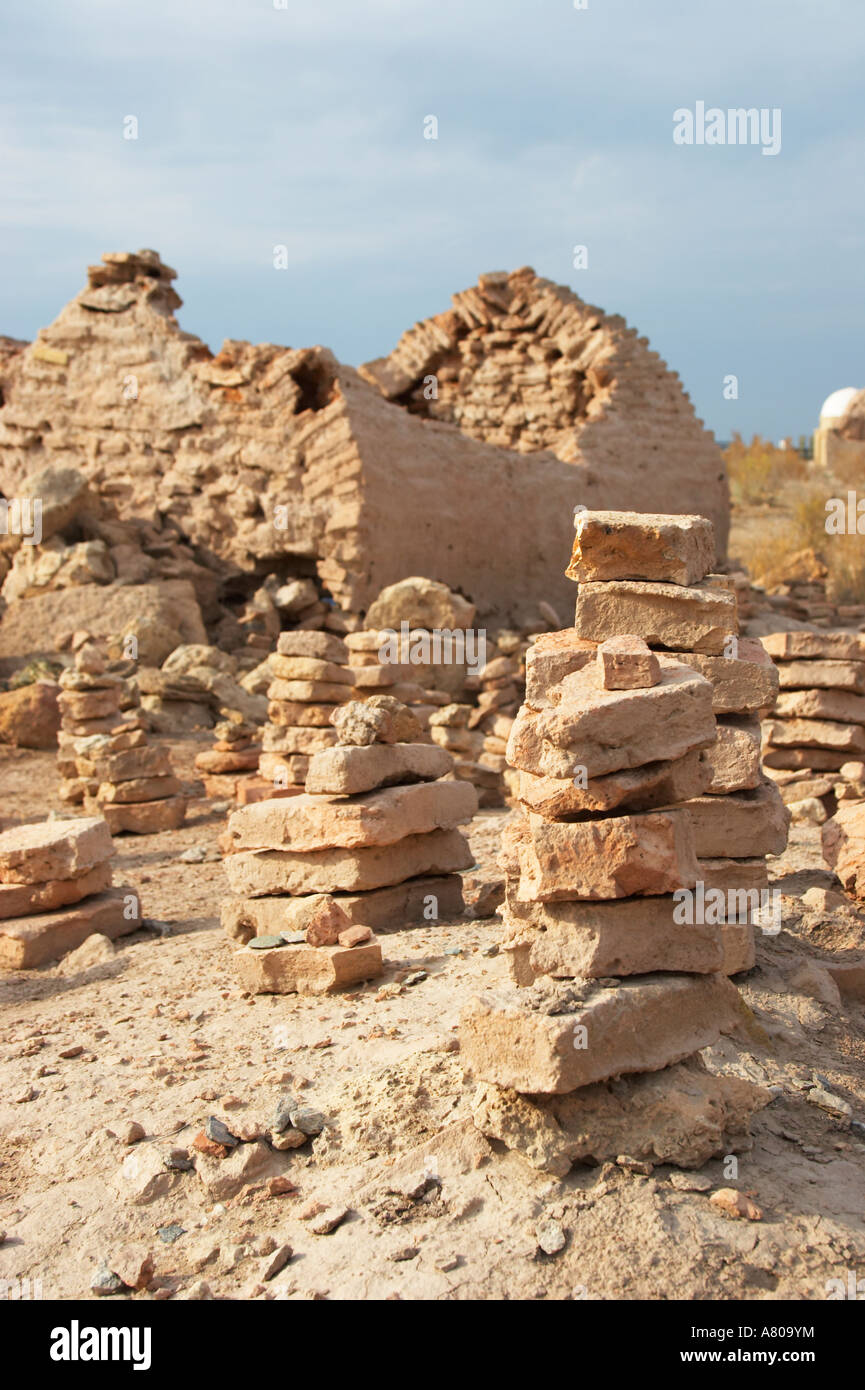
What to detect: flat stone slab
<box><xmin>517</xmin><ymin>750</ymin><xmax>710</xmax><ymax>819</ymax></box>
<box><xmin>703</xmin><ymin>716</ymin><xmax>762</xmax><ymax>794</ymax></box>
<box><xmin>501</xmin><ymin>891</ymin><xmax>725</xmax><ymax>982</ymax></box>
<box><xmin>97</xmin><ymin>774</ymin><xmax>182</xmax><ymax>804</ymax></box>
<box><xmin>670</xmin><ymin>638</ymin><xmax>779</xmax><ymax>713</ymax></box>
<box><xmin>471</xmin><ymin>1056</ymin><xmax>769</xmax><ymax>1175</ymax></box>
<box><xmin>57</xmin><ymin>688</ymin><xmax>121</xmax><ymax>721</ymax></box>
<box><xmin>74</xmin><ymin>744</ymin><xmax>172</xmax><ymax>782</ymax></box>
<box><xmin>222</xmin><ymin>874</ymin><xmax>465</xmax><ymax>941</ymax></box>
<box><xmin>507</xmin><ymin>660</ymin><xmax>715</xmax><ymax>780</ymax></box>
<box><xmin>567</xmin><ymin>510</ymin><xmax>716</xmax><ymax>586</ymax></box>
<box><xmin>0</xmin><ymin>816</ymin><xmax>114</xmax><ymax>884</ymax></box>
<box><xmin>775</xmin><ymin>659</ymin><xmax>865</xmax><ymax>694</ymax></box>
<box><xmin>762</xmin><ymin>630</ymin><xmax>865</xmax><ymax>662</ymax></box>
<box><xmin>0</xmin><ymin>860</ymin><xmax>112</xmax><ymax>919</ymax></box>
<box><xmin>763</xmin><ymin>747</ymin><xmax>847</xmax><ymax>771</ymax></box>
<box><xmin>225</xmin><ymin>780</ymin><xmax>477</xmax><ymax>853</ymax></box>
<box><xmin>276</xmin><ymin>631</ymin><xmax>349</xmax><ymax>664</ymax></box>
<box><xmin>267</xmin><ymin>701</ymin><xmax>338</xmax><ymax>727</ymax></box>
<box><xmin>97</xmin><ymin>797</ymin><xmax>187</xmax><ymax>835</ymax></box>
<box><xmin>459</xmin><ymin>973</ymin><xmax>742</xmax><ymax>1094</ymax></box>
<box><xmin>774</xmin><ymin>687</ymin><xmax>865</xmax><ymax>723</ymax></box>
<box><xmin>575</xmin><ymin>579</ymin><xmax>737</xmax><ymax>655</ymax></box>
<box><xmin>233</xmin><ymin>938</ymin><xmax>383</xmax><ymax>995</ymax></box>
<box><xmin>697</xmin><ymin>857</ymin><xmax>769</xmax><ymax>895</ymax></box>
<box><xmin>223</xmin><ymin>827</ymin><xmax>474</xmax><ymax>897</ymax></box>
<box><xmin>502</xmin><ymin>807</ymin><xmax>698</xmax><ymax>902</ymax></box>
<box><xmin>0</xmin><ymin>884</ymin><xmax>141</xmax><ymax>969</ymax></box>
<box><xmin>763</xmin><ymin>717</ymin><xmax>865</xmax><ymax>753</ymax></box>
<box><xmin>267</xmin><ymin>679</ymin><xmax>349</xmax><ymax>703</ymax></box>
<box><xmin>269</xmin><ymin>654</ymin><xmax>354</xmax><ymax>685</ymax></box>
<box><xmin>305</xmin><ymin>742</ymin><xmax>453</xmax><ymax>795</ymax></box>
<box><xmin>686</xmin><ymin>780</ymin><xmax>790</xmax><ymax>858</ymax></box>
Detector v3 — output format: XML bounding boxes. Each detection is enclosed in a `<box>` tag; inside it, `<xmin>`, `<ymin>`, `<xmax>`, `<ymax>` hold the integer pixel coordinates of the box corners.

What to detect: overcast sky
<box><xmin>1</xmin><ymin>0</ymin><xmax>863</xmax><ymax>442</ymax></box>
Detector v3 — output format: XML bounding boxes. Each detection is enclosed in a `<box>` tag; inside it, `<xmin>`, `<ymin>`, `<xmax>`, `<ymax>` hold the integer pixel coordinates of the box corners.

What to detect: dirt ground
<box><xmin>1</xmin><ymin>736</ymin><xmax>864</xmax><ymax>1302</ymax></box>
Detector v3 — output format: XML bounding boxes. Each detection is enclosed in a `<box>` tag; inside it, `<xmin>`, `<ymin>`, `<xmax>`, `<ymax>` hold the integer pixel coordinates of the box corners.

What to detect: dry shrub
<box><xmin>792</xmin><ymin>487</ymin><xmax>833</xmax><ymax>552</ymax></box>
<box><xmin>827</xmin><ymin>533</ymin><xmax>865</xmax><ymax>604</ymax></box>
<box><xmin>724</xmin><ymin>434</ymin><xmax>808</xmax><ymax>506</ymax></box>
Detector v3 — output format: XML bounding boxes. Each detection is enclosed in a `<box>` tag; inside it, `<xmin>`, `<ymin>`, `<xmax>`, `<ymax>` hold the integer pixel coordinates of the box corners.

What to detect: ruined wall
<box><xmin>0</xmin><ymin>252</ymin><xmax>729</xmax><ymax>626</ymax></box>
<box><xmin>361</xmin><ymin>268</ymin><xmax>729</xmax><ymax>553</ymax></box>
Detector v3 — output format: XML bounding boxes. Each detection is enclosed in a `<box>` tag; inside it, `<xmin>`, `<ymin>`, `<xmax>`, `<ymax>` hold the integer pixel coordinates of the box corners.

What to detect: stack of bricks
<box><xmin>345</xmin><ymin>628</ymin><xmax>452</xmax><ymax>725</ymax></box>
<box><xmin>251</xmin><ymin>630</ymin><xmax>355</xmax><ymax>803</ymax></box>
<box><xmin>425</xmin><ymin>637</ymin><xmax>528</xmax><ymax>807</ymax></box>
<box><xmin>57</xmin><ymin>643</ymin><xmax>186</xmax><ymax>833</ymax></box>
<box><xmin>194</xmin><ymin>717</ymin><xmax>262</xmax><ymax>801</ymax></box>
<box><xmin>459</xmin><ymin>511</ymin><xmax>785</xmax><ymax>1172</ymax></box>
<box><xmin>222</xmin><ymin>698</ymin><xmax>477</xmax><ymax>993</ymax></box>
<box><xmin>760</xmin><ymin>630</ymin><xmax>865</xmax><ymax>811</ymax></box>
<box><xmin>0</xmin><ymin>818</ymin><xmax>141</xmax><ymax>969</ymax></box>
<box><xmin>56</xmin><ymin>645</ymin><xmax>141</xmax><ymax>806</ymax></box>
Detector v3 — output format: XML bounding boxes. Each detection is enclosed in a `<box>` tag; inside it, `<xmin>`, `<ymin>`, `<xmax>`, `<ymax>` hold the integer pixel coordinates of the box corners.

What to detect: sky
<box><xmin>0</xmin><ymin>0</ymin><xmax>863</xmax><ymax>443</ymax></box>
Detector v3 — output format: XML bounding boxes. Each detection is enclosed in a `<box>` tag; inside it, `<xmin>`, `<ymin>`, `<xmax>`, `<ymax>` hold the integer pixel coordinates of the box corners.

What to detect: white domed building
<box><xmin>814</xmin><ymin>386</ymin><xmax>865</xmax><ymax>471</ymax></box>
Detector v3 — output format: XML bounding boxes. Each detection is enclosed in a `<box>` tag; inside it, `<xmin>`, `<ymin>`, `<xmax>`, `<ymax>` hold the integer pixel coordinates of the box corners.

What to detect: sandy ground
<box><xmin>1</xmin><ymin>736</ymin><xmax>865</xmax><ymax>1302</ymax></box>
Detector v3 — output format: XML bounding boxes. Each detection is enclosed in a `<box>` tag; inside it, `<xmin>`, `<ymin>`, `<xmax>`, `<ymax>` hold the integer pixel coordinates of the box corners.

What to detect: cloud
<box><xmin>1</xmin><ymin>0</ymin><xmax>864</xmax><ymax>440</ymax></box>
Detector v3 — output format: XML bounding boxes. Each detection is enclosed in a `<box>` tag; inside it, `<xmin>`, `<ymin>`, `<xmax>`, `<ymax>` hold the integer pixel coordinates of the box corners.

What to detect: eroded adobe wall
<box><xmin>361</xmin><ymin>267</ymin><xmax>730</xmax><ymax>555</ymax></box>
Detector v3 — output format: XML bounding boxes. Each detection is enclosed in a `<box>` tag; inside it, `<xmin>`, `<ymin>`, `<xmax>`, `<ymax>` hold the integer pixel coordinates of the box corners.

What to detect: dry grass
<box><xmin>725</xmin><ymin>435</ymin><xmax>865</xmax><ymax>603</ymax></box>
<box><xmin>725</xmin><ymin>433</ymin><xmax>808</xmax><ymax>506</ymax></box>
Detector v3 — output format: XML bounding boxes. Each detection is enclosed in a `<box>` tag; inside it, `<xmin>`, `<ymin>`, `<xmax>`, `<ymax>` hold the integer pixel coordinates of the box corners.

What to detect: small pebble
<box><xmin>309</xmin><ymin>1206</ymin><xmax>349</xmax><ymax>1235</ymax></box>
<box><xmin>536</xmin><ymin>1219</ymin><xmax>566</xmax><ymax>1256</ymax></box>
<box><xmin>205</xmin><ymin>1116</ymin><xmax>240</xmax><ymax>1147</ymax></box>
<box><xmin>91</xmin><ymin>1265</ymin><xmax>124</xmax><ymax>1296</ymax></box>
<box><xmin>262</xmin><ymin>1244</ymin><xmax>293</xmax><ymax>1280</ymax></box>
<box><xmin>157</xmin><ymin>1225</ymin><xmax>186</xmax><ymax>1244</ymax></box>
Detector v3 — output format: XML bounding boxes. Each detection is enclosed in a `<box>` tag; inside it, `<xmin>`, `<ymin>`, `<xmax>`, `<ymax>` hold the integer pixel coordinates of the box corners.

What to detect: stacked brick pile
<box><xmin>250</xmin><ymin>631</ymin><xmax>355</xmax><ymax>802</ymax></box>
<box><xmin>0</xmin><ymin>818</ymin><xmax>141</xmax><ymax>969</ymax></box>
<box><xmin>761</xmin><ymin>630</ymin><xmax>865</xmax><ymax>814</ymax></box>
<box><xmin>57</xmin><ymin>643</ymin><xmax>186</xmax><ymax>833</ymax></box>
<box><xmin>222</xmin><ymin>698</ymin><xmax>477</xmax><ymax>992</ymax></box>
<box><xmin>194</xmin><ymin>718</ymin><xmax>262</xmax><ymax>801</ymax></box>
<box><xmin>460</xmin><ymin>511</ymin><xmax>784</xmax><ymax>1172</ymax></box>
<box><xmin>345</xmin><ymin>628</ymin><xmax>452</xmax><ymax>724</ymax></box>
<box><xmin>57</xmin><ymin>642</ymin><xmax>146</xmax><ymax>806</ymax></box>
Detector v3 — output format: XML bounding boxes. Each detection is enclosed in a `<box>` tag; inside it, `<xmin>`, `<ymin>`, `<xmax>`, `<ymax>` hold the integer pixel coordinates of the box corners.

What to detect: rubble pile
<box><xmin>460</xmin><ymin>511</ymin><xmax>784</xmax><ymax>1173</ymax></box>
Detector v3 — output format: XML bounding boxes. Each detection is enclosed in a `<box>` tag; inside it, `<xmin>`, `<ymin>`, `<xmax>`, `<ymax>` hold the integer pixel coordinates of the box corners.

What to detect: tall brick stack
<box><xmin>256</xmin><ymin>631</ymin><xmax>355</xmax><ymax>798</ymax></box>
<box><xmin>460</xmin><ymin>511</ymin><xmax>783</xmax><ymax>1172</ymax></box>
<box><xmin>57</xmin><ymin>643</ymin><xmax>186</xmax><ymax>833</ymax></box>
<box><xmin>0</xmin><ymin>818</ymin><xmax>141</xmax><ymax>969</ymax></box>
<box><xmin>760</xmin><ymin>630</ymin><xmax>865</xmax><ymax>808</ymax></box>
<box><xmin>222</xmin><ymin>697</ymin><xmax>477</xmax><ymax>993</ymax></box>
